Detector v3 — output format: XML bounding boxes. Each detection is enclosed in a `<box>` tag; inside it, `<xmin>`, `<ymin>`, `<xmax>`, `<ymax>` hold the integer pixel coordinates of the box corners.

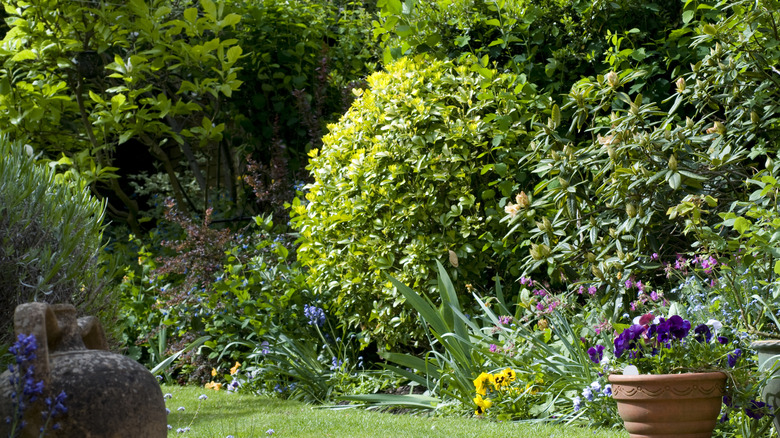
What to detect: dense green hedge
<box><xmin>292</xmin><ymin>55</ymin><xmax>545</xmax><ymax>348</ymax></box>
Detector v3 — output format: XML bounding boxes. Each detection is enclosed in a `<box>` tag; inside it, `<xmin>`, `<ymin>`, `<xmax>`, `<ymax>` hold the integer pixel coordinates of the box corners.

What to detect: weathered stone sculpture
<box><xmin>0</xmin><ymin>303</ymin><xmax>167</xmax><ymax>437</ymax></box>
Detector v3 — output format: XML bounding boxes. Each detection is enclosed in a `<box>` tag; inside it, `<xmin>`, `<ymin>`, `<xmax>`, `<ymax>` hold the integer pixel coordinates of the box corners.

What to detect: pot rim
<box><xmin>751</xmin><ymin>339</ymin><xmax>780</xmax><ymax>349</ymax></box>
<box><xmin>608</xmin><ymin>371</ymin><xmax>726</xmax><ymax>384</ymax></box>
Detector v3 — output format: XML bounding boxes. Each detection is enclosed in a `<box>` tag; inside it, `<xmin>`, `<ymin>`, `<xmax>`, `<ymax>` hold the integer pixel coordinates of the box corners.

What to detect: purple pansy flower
<box><xmin>587</xmin><ymin>345</ymin><xmax>605</xmax><ymax>364</ymax></box>
<box><xmin>693</xmin><ymin>324</ymin><xmax>711</xmax><ymax>343</ymax></box>
<box><xmin>728</xmin><ymin>348</ymin><xmax>742</xmax><ymax>368</ymax></box>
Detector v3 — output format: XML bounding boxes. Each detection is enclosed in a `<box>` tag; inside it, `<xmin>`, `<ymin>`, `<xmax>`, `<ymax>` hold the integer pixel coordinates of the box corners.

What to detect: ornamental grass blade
<box><xmin>379</xmin><ymin>364</ymin><xmax>433</xmax><ymax>388</ymax></box>
<box><xmin>334</xmin><ymin>394</ymin><xmax>440</xmax><ymax>409</ymax></box>
<box><xmin>151</xmin><ymin>335</ymin><xmax>210</xmax><ymax>375</ymax></box>
<box><xmin>436</xmin><ymin>261</ymin><xmax>469</xmax><ymax>356</ymax></box>
<box><xmin>379</xmin><ymin>351</ymin><xmax>443</xmax><ymax>381</ymax></box>
<box><xmin>387</xmin><ymin>273</ymin><xmax>447</xmax><ymax>336</ymax></box>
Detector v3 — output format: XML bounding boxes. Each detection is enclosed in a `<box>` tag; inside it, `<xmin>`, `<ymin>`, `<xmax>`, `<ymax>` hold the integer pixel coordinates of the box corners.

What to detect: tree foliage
<box><xmin>505</xmin><ymin>0</ymin><xmax>780</xmax><ymax>310</ymax></box>
<box><xmin>0</xmin><ymin>0</ymin><xmax>244</xmax><ymax>232</ymax></box>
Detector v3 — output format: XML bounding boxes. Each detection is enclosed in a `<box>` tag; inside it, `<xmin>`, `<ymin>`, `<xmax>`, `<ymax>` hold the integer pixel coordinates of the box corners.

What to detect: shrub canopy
<box><xmin>292</xmin><ymin>55</ymin><xmax>543</xmax><ymax>347</ymax></box>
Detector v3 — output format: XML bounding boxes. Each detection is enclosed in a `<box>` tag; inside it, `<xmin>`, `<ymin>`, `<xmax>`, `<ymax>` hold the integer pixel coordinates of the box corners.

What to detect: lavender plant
<box><xmin>4</xmin><ymin>333</ymin><xmax>67</xmax><ymax>438</ymax></box>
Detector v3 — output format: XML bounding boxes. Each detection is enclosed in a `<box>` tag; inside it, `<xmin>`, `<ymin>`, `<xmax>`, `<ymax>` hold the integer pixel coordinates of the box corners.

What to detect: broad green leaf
<box><xmin>183</xmin><ymin>7</ymin><xmax>198</xmax><ymax>23</ymax></box>
<box><xmin>111</xmin><ymin>94</ymin><xmax>126</xmax><ymax>107</ymax></box>
<box><xmin>551</xmin><ymin>104</ymin><xmax>561</xmax><ymax>128</ymax></box>
<box><xmin>88</xmin><ymin>90</ymin><xmax>104</xmax><ymax>103</ymax></box>
<box><xmin>201</xmin><ymin>0</ymin><xmax>217</xmax><ymax>18</ymax></box>
<box><xmin>119</xmin><ymin>130</ymin><xmax>134</xmax><ymax>144</ymax></box>
<box><xmin>668</xmin><ymin>172</ymin><xmax>681</xmax><ymax>190</ymax></box>
<box><xmin>226</xmin><ymin>46</ymin><xmax>242</xmax><ymax>64</ymax></box>
<box><xmin>11</xmin><ymin>49</ymin><xmax>36</xmax><ymax>62</ymax></box>
<box><xmin>733</xmin><ymin>217</ymin><xmax>751</xmax><ymax>234</ymax></box>
<box><xmin>220</xmin><ymin>13</ymin><xmax>241</xmax><ymax>28</ymax></box>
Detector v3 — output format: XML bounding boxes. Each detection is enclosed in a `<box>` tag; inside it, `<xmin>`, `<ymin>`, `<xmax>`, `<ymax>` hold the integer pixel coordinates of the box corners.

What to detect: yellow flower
<box><xmin>473</xmin><ymin>394</ymin><xmax>492</xmax><ymax>416</ymax></box>
<box><xmin>205</xmin><ymin>381</ymin><xmax>222</xmax><ymax>391</ymax></box>
<box><xmin>211</xmin><ymin>368</ymin><xmax>217</xmax><ymax>377</ymax></box>
<box><xmin>493</xmin><ymin>373</ymin><xmax>506</xmax><ymax>390</ymax></box>
<box><xmin>500</xmin><ymin>368</ymin><xmax>516</xmax><ymax>383</ymax></box>
<box><xmin>473</xmin><ymin>372</ymin><xmax>494</xmax><ymax>396</ymax></box>
<box><xmin>230</xmin><ymin>362</ymin><xmax>241</xmax><ymax>375</ymax></box>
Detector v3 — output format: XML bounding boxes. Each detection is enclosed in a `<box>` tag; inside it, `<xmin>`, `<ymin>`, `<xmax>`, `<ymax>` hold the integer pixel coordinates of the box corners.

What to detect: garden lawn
<box><xmin>163</xmin><ymin>385</ymin><xmax>628</xmax><ymax>438</ymax></box>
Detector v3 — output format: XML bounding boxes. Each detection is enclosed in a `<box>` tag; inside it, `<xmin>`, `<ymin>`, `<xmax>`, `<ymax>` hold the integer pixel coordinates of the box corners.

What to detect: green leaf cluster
<box><xmin>117</xmin><ymin>221</ymin><xmax>309</xmax><ymax>379</ymax></box>
<box><xmin>292</xmin><ymin>55</ymin><xmax>543</xmax><ymax>348</ymax></box>
<box><xmin>0</xmin><ymin>0</ymin><xmax>245</xmax><ymax>231</ymax></box>
<box><xmin>229</xmin><ymin>0</ymin><xmax>378</xmax><ymax>167</ymax></box>
<box><xmin>505</xmin><ymin>1</ymin><xmax>780</xmax><ymax>309</ymax></box>
<box><xmin>373</xmin><ymin>0</ymin><xmax>689</xmax><ymax>96</ymax></box>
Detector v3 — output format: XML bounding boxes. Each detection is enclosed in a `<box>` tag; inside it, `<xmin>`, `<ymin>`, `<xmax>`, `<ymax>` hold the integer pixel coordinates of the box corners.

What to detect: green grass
<box><xmin>163</xmin><ymin>385</ymin><xmax>629</xmax><ymax>438</ymax></box>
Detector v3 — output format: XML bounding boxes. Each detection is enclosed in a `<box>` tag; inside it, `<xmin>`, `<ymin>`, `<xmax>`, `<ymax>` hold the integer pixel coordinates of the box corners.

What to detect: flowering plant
<box><xmin>586</xmin><ymin>313</ymin><xmax>773</xmax><ymax>427</ymax></box>
<box><xmin>471</xmin><ymin>368</ymin><xmax>547</xmax><ymax>420</ymax></box>
<box><xmin>608</xmin><ymin>314</ymin><xmax>739</xmax><ymax>375</ymax></box>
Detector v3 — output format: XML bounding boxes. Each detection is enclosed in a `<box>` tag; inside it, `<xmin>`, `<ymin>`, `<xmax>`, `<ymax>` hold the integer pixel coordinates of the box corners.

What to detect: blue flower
<box><xmin>614</xmin><ymin>324</ymin><xmax>646</xmax><ymax>358</ymax></box>
<box><xmin>572</xmin><ymin>396</ymin><xmax>582</xmax><ymax>412</ymax></box>
<box><xmin>582</xmin><ymin>386</ymin><xmax>594</xmax><ymax>402</ymax></box>
<box><xmin>303</xmin><ymin>304</ymin><xmax>326</xmax><ymax>327</ymax></box>
<box><xmin>727</xmin><ymin>349</ymin><xmax>742</xmax><ymax>368</ymax></box>
<box><xmin>656</xmin><ymin>315</ymin><xmax>690</xmax><ymax>343</ymax></box>
<box><xmin>745</xmin><ymin>400</ymin><xmax>770</xmax><ymax>419</ymax></box>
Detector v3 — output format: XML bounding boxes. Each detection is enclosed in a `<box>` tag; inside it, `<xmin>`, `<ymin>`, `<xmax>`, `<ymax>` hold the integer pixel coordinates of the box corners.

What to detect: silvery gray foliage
<box><xmin>0</xmin><ymin>138</ymin><xmax>112</xmax><ymax>344</ymax></box>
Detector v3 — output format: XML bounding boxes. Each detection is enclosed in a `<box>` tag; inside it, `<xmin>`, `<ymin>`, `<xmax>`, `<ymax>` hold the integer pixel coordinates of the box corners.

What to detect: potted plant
<box><xmin>592</xmin><ymin>314</ymin><xmax>771</xmax><ymax>438</ymax></box>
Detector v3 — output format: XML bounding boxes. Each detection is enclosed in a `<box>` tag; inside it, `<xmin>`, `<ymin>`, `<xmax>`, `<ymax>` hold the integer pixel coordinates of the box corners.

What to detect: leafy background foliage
<box><xmin>2</xmin><ymin>0</ymin><xmax>780</xmax><ymax>433</ymax></box>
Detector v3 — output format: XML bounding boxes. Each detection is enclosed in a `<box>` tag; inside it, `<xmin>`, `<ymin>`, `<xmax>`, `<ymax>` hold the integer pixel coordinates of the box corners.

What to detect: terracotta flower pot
<box><xmin>608</xmin><ymin>372</ymin><xmax>726</xmax><ymax>438</ymax></box>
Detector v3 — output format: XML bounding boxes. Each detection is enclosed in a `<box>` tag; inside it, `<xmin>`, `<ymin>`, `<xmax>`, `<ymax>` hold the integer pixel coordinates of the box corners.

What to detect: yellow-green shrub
<box><xmin>291</xmin><ymin>56</ymin><xmax>543</xmax><ymax>348</ymax></box>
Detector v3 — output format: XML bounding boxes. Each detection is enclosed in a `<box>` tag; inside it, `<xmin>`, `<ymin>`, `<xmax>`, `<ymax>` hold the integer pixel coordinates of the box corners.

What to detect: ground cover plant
<box><xmin>3</xmin><ymin>0</ymin><xmax>780</xmax><ymax>436</ymax></box>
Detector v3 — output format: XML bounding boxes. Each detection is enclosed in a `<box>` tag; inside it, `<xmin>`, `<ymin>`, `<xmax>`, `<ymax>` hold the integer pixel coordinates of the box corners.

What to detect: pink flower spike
<box><xmin>636</xmin><ymin>281</ymin><xmax>645</xmax><ymax>292</ymax></box>
<box><xmin>588</xmin><ymin>286</ymin><xmax>597</xmax><ymax>295</ymax></box>
<box><xmin>489</xmin><ymin>344</ymin><xmax>498</xmax><ymax>353</ymax></box>
<box><xmin>650</xmin><ymin>290</ymin><xmax>658</xmax><ymax>301</ymax></box>
<box><xmin>624</xmin><ymin>279</ymin><xmax>633</xmax><ymax>289</ymax></box>
<box><xmin>651</xmin><ymin>253</ymin><xmax>659</xmax><ymax>260</ymax></box>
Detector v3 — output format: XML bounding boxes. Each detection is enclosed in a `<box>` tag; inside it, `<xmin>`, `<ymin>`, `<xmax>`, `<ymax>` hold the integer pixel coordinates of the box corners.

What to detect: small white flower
<box><xmin>590</xmin><ymin>381</ymin><xmax>601</xmax><ymax>391</ymax></box>
<box><xmin>706</xmin><ymin>319</ymin><xmax>723</xmax><ymax>333</ymax></box>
